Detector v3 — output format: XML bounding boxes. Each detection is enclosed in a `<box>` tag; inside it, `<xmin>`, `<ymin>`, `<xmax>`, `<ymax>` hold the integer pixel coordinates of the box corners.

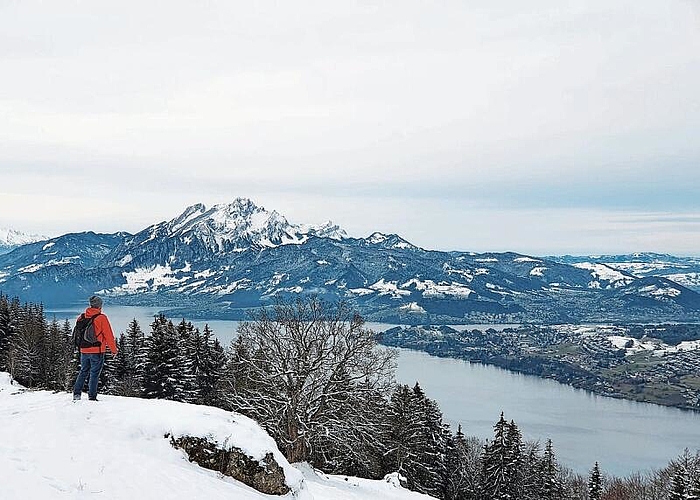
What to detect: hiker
<box><xmin>72</xmin><ymin>295</ymin><xmax>118</xmax><ymax>401</ymax></box>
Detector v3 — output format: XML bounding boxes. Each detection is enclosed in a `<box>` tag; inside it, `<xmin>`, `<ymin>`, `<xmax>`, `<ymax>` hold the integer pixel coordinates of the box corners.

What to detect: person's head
<box><xmin>89</xmin><ymin>295</ymin><xmax>103</xmax><ymax>310</ymax></box>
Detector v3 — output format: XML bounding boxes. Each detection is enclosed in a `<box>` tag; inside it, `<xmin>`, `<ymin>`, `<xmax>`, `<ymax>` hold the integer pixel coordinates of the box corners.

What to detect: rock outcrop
<box><xmin>169</xmin><ymin>434</ymin><xmax>290</xmax><ymax>495</ymax></box>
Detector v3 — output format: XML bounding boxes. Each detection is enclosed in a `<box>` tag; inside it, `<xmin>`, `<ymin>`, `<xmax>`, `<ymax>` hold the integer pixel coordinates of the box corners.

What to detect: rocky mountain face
<box><xmin>1</xmin><ymin>199</ymin><xmax>699</xmax><ymax>324</ymax></box>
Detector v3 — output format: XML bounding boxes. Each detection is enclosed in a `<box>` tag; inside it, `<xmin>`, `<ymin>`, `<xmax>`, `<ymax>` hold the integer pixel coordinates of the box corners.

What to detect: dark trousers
<box><xmin>73</xmin><ymin>353</ymin><xmax>105</xmax><ymax>399</ymax></box>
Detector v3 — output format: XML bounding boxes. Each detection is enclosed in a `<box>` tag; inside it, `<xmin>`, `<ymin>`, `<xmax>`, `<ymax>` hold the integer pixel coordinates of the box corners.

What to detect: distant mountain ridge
<box><xmin>1</xmin><ymin>198</ymin><xmax>699</xmax><ymax>324</ymax></box>
<box><xmin>0</xmin><ymin>228</ymin><xmax>47</xmax><ymax>255</ymax></box>
<box><xmin>551</xmin><ymin>253</ymin><xmax>700</xmax><ymax>294</ymax></box>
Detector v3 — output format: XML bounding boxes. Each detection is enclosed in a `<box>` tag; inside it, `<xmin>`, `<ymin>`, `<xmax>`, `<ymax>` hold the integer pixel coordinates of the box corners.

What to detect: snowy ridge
<box><xmin>159</xmin><ymin>198</ymin><xmax>348</xmax><ymax>252</ymax></box>
<box><xmin>0</xmin><ymin>228</ymin><xmax>46</xmax><ymax>246</ymax></box>
<box><xmin>0</xmin><ymin>373</ymin><xmax>428</xmax><ymax>500</ymax></box>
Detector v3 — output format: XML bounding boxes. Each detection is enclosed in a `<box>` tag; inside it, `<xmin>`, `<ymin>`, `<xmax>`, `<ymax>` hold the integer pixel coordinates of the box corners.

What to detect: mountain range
<box><xmin>1</xmin><ymin>198</ymin><xmax>699</xmax><ymax>324</ymax></box>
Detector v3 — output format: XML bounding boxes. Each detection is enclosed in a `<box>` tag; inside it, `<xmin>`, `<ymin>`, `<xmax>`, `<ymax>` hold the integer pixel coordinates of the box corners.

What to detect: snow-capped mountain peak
<box><xmin>366</xmin><ymin>232</ymin><xmax>418</xmax><ymax>250</ymax></box>
<box><xmin>0</xmin><ymin>228</ymin><xmax>47</xmax><ymax>247</ymax></box>
<box><xmin>106</xmin><ymin>198</ymin><xmax>351</xmax><ymax>268</ymax></box>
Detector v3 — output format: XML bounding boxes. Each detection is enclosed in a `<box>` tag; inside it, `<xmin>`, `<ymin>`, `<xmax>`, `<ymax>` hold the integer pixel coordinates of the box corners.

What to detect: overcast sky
<box><xmin>1</xmin><ymin>1</ymin><xmax>699</xmax><ymax>255</ymax></box>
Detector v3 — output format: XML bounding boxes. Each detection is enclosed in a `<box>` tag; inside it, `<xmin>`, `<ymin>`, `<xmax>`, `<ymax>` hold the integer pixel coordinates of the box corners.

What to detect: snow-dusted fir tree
<box><xmin>481</xmin><ymin>413</ymin><xmax>512</xmax><ymax>500</ymax></box>
<box><xmin>174</xmin><ymin>319</ymin><xmax>197</xmax><ymax>402</ymax></box>
<box><xmin>505</xmin><ymin>420</ymin><xmax>523</xmax><ymax>499</ymax></box>
<box><xmin>0</xmin><ymin>294</ymin><xmax>13</xmax><ymax>371</ymax></box>
<box><xmin>0</xmin><ymin>296</ymin><xmax>21</xmax><ymax>376</ymax></box>
<box><xmin>197</xmin><ymin>326</ymin><xmax>225</xmax><ymax>405</ymax></box>
<box><xmin>103</xmin><ymin>334</ymin><xmax>129</xmax><ymax>395</ymax></box>
<box><xmin>11</xmin><ymin>303</ymin><xmax>46</xmax><ymax>387</ymax></box>
<box><xmin>124</xmin><ymin>318</ymin><xmax>146</xmax><ymax>396</ymax></box>
<box><xmin>385</xmin><ymin>383</ymin><xmax>449</xmax><ymax>497</ymax></box>
<box><xmin>407</xmin><ymin>383</ymin><xmax>448</xmax><ymax>499</ymax></box>
<box><xmin>688</xmin><ymin>474</ymin><xmax>700</xmax><ymax>500</ymax></box>
<box><xmin>444</xmin><ymin>424</ymin><xmax>480</xmax><ymax>500</ymax></box>
<box><xmin>588</xmin><ymin>462</ymin><xmax>602</xmax><ymax>500</ymax></box>
<box><xmin>143</xmin><ymin>315</ymin><xmax>182</xmax><ymax>400</ymax></box>
<box><xmin>386</xmin><ymin>384</ymin><xmax>424</xmax><ymax>478</ymax></box>
<box><xmin>669</xmin><ymin>465</ymin><xmax>689</xmax><ymax>500</ymax></box>
<box><xmin>538</xmin><ymin>439</ymin><xmax>563</xmax><ymax>500</ymax></box>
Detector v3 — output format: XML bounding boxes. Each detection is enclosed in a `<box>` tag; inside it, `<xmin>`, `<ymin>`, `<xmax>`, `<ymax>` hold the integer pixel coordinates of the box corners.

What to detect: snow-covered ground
<box><xmin>0</xmin><ymin>373</ymin><xmax>428</xmax><ymax>500</ymax></box>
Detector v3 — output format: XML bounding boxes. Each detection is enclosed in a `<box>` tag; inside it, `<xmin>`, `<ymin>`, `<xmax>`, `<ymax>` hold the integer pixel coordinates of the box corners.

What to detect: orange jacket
<box><xmin>79</xmin><ymin>307</ymin><xmax>118</xmax><ymax>355</ymax></box>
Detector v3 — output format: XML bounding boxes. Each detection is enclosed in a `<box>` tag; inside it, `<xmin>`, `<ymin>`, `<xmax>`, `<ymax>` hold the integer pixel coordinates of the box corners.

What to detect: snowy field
<box><xmin>0</xmin><ymin>373</ymin><xmax>428</xmax><ymax>500</ymax></box>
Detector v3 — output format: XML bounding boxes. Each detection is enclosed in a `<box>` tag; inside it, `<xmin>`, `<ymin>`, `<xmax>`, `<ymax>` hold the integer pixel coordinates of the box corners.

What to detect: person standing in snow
<box><xmin>72</xmin><ymin>295</ymin><xmax>118</xmax><ymax>401</ymax></box>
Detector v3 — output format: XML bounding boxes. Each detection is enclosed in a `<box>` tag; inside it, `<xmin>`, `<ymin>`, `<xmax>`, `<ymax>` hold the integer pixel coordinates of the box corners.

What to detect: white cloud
<box><xmin>0</xmin><ymin>1</ymin><xmax>698</xmax><ymax>254</ymax></box>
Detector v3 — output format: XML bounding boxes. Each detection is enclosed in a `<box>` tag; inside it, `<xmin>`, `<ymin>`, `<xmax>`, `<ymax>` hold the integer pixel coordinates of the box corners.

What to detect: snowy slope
<box><xmin>0</xmin><ymin>373</ymin><xmax>428</xmax><ymax>500</ymax></box>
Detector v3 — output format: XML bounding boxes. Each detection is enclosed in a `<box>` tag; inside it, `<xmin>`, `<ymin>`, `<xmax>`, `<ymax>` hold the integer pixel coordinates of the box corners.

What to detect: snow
<box><xmin>608</xmin><ymin>335</ymin><xmax>636</xmax><ymax>350</ymax></box>
<box><xmin>530</xmin><ymin>267</ymin><xmax>547</xmax><ymax>277</ymax></box>
<box><xmin>42</xmin><ymin>241</ymin><xmax>55</xmax><ymax>251</ymax></box>
<box><xmin>663</xmin><ymin>273</ymin><xmax>700</xmax><ymax>289</ymax></box>
<box><xmin>0</xmin><ymin>374</ymin><xmax>427</xmax><ymax>500</ymax></box>
<box><xmin>216</xmin><ymin>278</ymin><xmax>253</xmax><ymax>296</ymax></box>
<box><xmin>194</xmin><ymin>269</ymin><xmax>216</xmax><ymax>279</ymax></box>
<box><xmin>297</xmin><ymin>465</ymin><xmax>427</xmax><ymax>500</ymax></box>
<box><xmin>401</xmin><ymin>278</ymin><xmax>474</xmax><ymax>299</ymax></box>
<box><xmin>117</xmin><ymin>254</ymin><xmax>133</xmax><ymax>267</ymax></box>
<box><xmin>443</xmin><ymin>265</ymin><xmax>474</xmax><ymax>281</ymax></box>
<box><xmin>399</xmin><ymin>302</ymin><xmax>427</xmax><ymax>314</ymax></box>
<box><xmin>513</xmin><ymin>257</ymin><xmax>541</xmax><ymax>263</ymax></box>
<box><xmin>605</xmin><ymin>335</ymin><xmax>699</xmax><ymax>356</ymax></box>
<box><xmin>166</xmin><ymin>200</ymin><xmax>348</xmax><ymax>253</ymax></box>
<box><xmin>269</xmin><ymin>273</ymin><xmax>288</xmax><ymax>287</ymax></box>
<box><xmin>316</xmin><ymin>260</ymin><xmax>330</xmax><ymax>265</ymax></box>
<box><xmin>0</xmin><ymin>228</ymin><xmax>46</xmax><ymax>246</ymax></box>
<box><xmin>368</xmin><ymin>232</ymin><xmax>388</xmax><ymax>244</ymax></box>
<box><xmin>18</xmin><ymin>263</ymin><xmax>45</xmax><ymax>273</ymax></box>
<box><xmin>638</xmin><ymin>285</ymin><xmax>682</xmax><ymax>298</ymax></box>
<box><xmin>573</xmin><ymin>263</ymin><xmax>633</xmax><ymax>286</ymax></box>
<box><xmin>474</xmin><ymin>258</ymin><xmax>498</xmax><ymax>263</ymax></box>
<box><xmin>115</xmin><ymin>265</ymin><xmax>189</xmax><ymax>293</ymax></box>
<box><xmin>370</xmin><ymin>279</ymin><xmax>411</xmax><ymax>298</ymax></box>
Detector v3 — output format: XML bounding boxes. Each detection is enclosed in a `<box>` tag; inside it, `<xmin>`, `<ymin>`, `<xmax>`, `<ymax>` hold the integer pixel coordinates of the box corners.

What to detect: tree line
<box><xmin>1</xmin><ymin>293</ymin><xmax>699</xmax><ymax>499</ymax></box>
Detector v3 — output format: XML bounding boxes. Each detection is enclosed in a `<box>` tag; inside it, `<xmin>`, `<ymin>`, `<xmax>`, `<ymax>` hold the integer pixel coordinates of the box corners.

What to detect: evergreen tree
<box><xmin>123</xmin><ymin>318</ymin><xmax>146</xmax><ymax>396</ymax></box>
<box><xmin>504</xmin><ymin>420</ymin><xmax>523</xmax><ymax>499</ymax></box>
<box><xmin>444</xmin><ymin>425</ymin><xmax>477</xmax><ymax>500</ymax></box>
<box><xmin>669</xmin><ymin>467</ymin><xmax>687</xmax><ymax>500</ymax></box>
<box><xmin>481</xmin><ymin>412</ymin><xmax>513</xmax><ymax>500</ymax></box>
<box><xmin>61</xmin><ymin>320</ymin><xmax>75</xmax><ymax>390</ymax></box>
<box><xmin>142</xmin><ymin>315</ymin><xmax>181</xmax><ymax>400</ymax></box>
<box><xmin>588</xmin><ymin>462</ymin><xmax>602</xmax><ymax>500</ymax></box>
<box><xmin>386</xmin><ymin>384</ymin><xmax>423</xmax><ymax>477</ymax></box>
<box><xmin>104</xmin><ymin>334</ymin><xmax>129</xmax><ymax>395</ymax></box>
<box><xmin>43</xmin><ymin>319</ymin><xmax>68</xmax><ymax>390</ymax></box>
<box><xmin>408</xmin><ymin>383</ymin><xmax>448</xmax><ymax>498</ymax></box>
<box><xmin>0</xmin><ymin>294</ymin><xmax>12</xmax><ymax>371</ymax></box>
<box><xmin>198</xmin><ymin>329</ymin><xmax>225</xmax><ymax>405</ymax></box>
<box><xmin>539</xmin><ymin>439</ymin><xmax>563</xmax><ymax>500</ymax></box>
<box><xmin>173</xmin><ymin>319</ymin><xmax>196</xmax><ymax>402</ymax></box>
<box><xmin>688</xmin><ymin>475</ymin><xmax>700</xmax><ymax>500</ymax></box>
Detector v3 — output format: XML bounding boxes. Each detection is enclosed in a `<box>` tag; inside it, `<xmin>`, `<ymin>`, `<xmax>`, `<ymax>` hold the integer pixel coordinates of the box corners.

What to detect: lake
<box><xmin>48</xmin><ymin>305</ymin><xmax>700</xmax><ymax>476</ymax></box>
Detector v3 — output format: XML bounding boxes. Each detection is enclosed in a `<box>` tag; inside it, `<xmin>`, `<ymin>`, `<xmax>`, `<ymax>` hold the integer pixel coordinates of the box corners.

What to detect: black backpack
<box><xmin>72</xmin><ymin>313</ymin><xmax>102</xmax><ymax>349</ymax></box>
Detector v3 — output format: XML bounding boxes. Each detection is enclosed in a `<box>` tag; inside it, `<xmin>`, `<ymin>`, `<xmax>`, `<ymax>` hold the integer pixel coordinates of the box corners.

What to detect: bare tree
<box><xmin>222</xmin><ymin>297</ymin><xmax>396</xmax><ymax>465</ymax></box>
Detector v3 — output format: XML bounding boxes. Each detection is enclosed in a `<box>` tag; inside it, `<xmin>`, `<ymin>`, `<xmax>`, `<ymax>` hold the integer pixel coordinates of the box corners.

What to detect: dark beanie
<box><xmin>89</xmin><ymin>295</ymin><xmax>103</xmax><ymax>309</ymax></box>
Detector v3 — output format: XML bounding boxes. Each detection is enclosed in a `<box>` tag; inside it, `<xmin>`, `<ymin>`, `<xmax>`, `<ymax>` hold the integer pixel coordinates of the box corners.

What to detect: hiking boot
<box><xmin>88</xmin><ymin>397</ymin><xmax>99</xmax><ymax>401</ymax></box>
<box><xmin>73</xmin><ymin>394</ymin><xmax>81</xmax><ymax>401</ymax></box>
